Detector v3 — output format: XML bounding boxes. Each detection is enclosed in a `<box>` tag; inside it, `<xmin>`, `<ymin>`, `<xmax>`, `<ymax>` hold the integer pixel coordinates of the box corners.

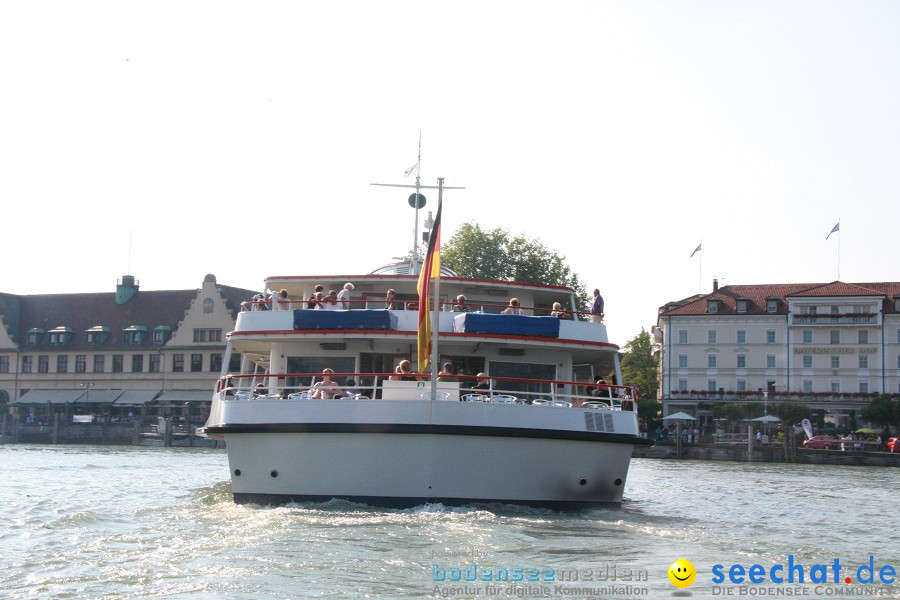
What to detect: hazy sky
<box><xmin>3</xmin><ymin>1</ymin><xmax>898</xmax><ymax>345</ymax></box>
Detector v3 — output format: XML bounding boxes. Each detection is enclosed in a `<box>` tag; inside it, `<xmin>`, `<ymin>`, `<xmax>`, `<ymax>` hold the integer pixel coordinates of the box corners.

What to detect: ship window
<box><xmin>489</xmin><ymin>361</ymin><xmax>555</xmax><ymax>399</ymax></box>
<box><xmin>286</xmin><ymin>356</ymin><xmax>357</xmax><ymax>390</ymax></box>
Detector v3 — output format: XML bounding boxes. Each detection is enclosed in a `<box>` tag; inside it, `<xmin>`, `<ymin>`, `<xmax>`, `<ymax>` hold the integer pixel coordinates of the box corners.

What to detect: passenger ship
<box><xmin>201</xmin><ymin>184</ymin><xmax>650</xmax><ymax>508</ymax></box>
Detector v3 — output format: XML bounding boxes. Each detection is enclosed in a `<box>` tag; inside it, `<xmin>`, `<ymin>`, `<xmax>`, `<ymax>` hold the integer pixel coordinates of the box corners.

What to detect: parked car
<box><xmin>886</xmin><ymin>437</ymin><xmax>900</xmax><ymax>453</ymax></box>
<box><xmin>802</xmin><ymin>435</ymin><xmax>836</xmax><ymax>450</ymax></box>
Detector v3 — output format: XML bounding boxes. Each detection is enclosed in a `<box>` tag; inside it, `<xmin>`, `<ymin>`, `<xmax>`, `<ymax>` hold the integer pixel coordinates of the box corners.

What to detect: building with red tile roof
<box><xmin>655</xmin><ymin>278</ymin><xmax>900</xmax><ymax>432</ymax></box>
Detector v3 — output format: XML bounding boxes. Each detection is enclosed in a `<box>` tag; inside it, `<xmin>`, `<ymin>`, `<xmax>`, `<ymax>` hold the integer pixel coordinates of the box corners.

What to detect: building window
<box><xmin>112</xmin><ymin>355</ymin><xmax>124</xmax><ymax>372</ymax></box>
<box><xmin>802</xmin><ymin>355</ymin><xmax>812</xmax><ymax>369</ymax></box>
<box><xmin>737</xmin><ymin>330</ymin><xmax>746</xmax><ymax>344</ymax></box>
<box><xmin>149</xmin><ymin>354</ymin><xmax>161</xmax><ymax>373</ymax></box>
<box><xmin>830</xmin><ymin>305</ymin><xmax>840</xmax><ymax>314</ymax></box>
<box><xmin>736</xmin><ymin>299</ymin><xmax>748</xmax><ymax>314</ymax></box>
<box><xmin>678</xmin><ymin>330</ymin><xmax>688</xmax><ymax>344</ymax></box>
<box><xmin>858</xmin><ymin>330</ymin><xmax>868</xmax><ymax>344</ymax></box>
<box><xmin>173</xmin><ymin>354</ymin><xmax>184</xmax><ymax>372</ymax></box>
<box><xmin>807</xmin><ymin>306</ymin><xmax>817</xmax><ymax>315</ymax></box>
<box><xmin>191</xmin><ymin>354</ymin><xmax>203</xmax><ymax>372</ymax></box>
<box><xmin>766</xmin><ymin>355</ymin><xmax>776</xmax><ymax>369</ymax></box>
<box><xmin>708</xmin><ymin>354</ymin><xmax>717</xmax><ymax>368</ymax></box>
<box><xmin>830</xmin><ymin>381</ymin><xmax>840</xmax><ymax>393</ymax></box>
<box><xmin>802</xmin><ymin>330</ymin><xmax>812</xmax><ymax>344</ymax></box>
<box><xmin>678</xmin><ymin>379</ymin><xmax>688</xmax><ymax>391</ymax></box>
<box><xmin>76</xmin><ymin>355</ymin><xmax>86</xmax><ymax>373</ymax></box>
<box><xmin>678</xmin><ymin>355</ymin><xmax>688</xmax><ymax>368</ymax></box>
<box><xmin>859</xmin><ymin>355</ymin><xmax>868</xmax><ymax>369</ymax></box>
<box><xmin>203</xmin><ymin>298</ymin><xmax>214</xmax><ymax>313</ymax></box>
<box><xmin>707</xmin><ymin>300</ymin><xmax>719</xmax><ymax>314</ymax></box>
<box><xmin>766</xmin><ymin>299</ymin><xmax>778</xmax><ymax>313</ymax></box>
<box><xmin>737</xmin><ymin>354</ymin><xmax>746</xmax><ymax>368</ymax></box>
<box><xmin>132</xmin><ymin>354</ymin><xmax>143</xmax><ymax>373</ymax></box>
<box><xmin>766</xmin><ymin>330</ymin><xmax>776</xmax><ymax>344</ymax></box>
<box><xmin>831</xmin><ymin>355</ymin><xmax>840</xmax><ymax>369</ymax></box>
<box><xmin>708</xmin><ymin>380</ymin><xmax>717</xmax><ymax>392</ymax></box>
<box><xmin>737</xmin><ymin>379</ymin><xmax>746</xmax><ymax>391</ymax></box>
<box><xmin>0</xmin><ymin>356</ymin><xmax>8</xmax><ymax>373</ymax></box>
<box><xmin>38</xmin><ymin>355</ymin><xmax>49</xmax><ymax>373</ymax></box>
<box><xmin>22</xmin><ymin>356</ymin><xmax>33</xmax><ymax>373</ymax></box>
<box><xmin>229</xmin><ymin>353</ymin><xmax>242</xmax><ymax>372</ymax></box>
<box><xmin>193</xmin><ymin>329</ymin><xmax>222</xmax><ymax>343</ymax></box>
<box><xmin>210</xmin><ymin>353</ymin><xmax>222</xmax><ymax>373</ymax></box>
<box><xmin>93</xmin><ymin>355</ymin><xmax>105</xmax><ymax>373</ymax></box>
<box><xmin>859</xmin><ymin>381</ymin><xmax>869</xmax><ymax>393</ymax></box>
<box><xmin>708</xmin><ymin>330</ymin><xmax>717</xmax><ymax>344</ymax></box>
<box><xmin>830</xmin><ymin>330</ymin><xmax>840</xmax><ymax>344</ymax></box>
<box><xmin>57</xmin><ymin>355</ymin><xmax>68</xmax><ymax>373</ymax></box>
<box><xmin>803</xmin><ymin>380</ymin><xmax>813</xmax><ymax>393</ymax></box>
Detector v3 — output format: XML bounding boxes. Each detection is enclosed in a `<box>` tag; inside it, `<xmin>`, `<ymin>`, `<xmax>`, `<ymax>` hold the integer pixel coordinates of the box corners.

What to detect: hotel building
<box><xmin>655</xmin><ymin>279</ymin><xmax>900</xmax><ymax>424</ymax></box>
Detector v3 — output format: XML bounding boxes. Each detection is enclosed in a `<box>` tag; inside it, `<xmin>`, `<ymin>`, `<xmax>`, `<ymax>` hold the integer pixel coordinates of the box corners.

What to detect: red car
<box><xmin>886</xmin><ymin>437</ymin><xmax>900</xmax><ymax>453</ymax></box>
<box><xmin>803</xmin><ymin>435</ymin><xmax>836</xmax><ymax>450</ymax></box>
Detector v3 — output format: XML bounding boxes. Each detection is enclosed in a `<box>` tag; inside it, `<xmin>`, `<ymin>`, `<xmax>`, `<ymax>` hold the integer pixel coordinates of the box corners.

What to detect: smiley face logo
<box><xmin>668</xmin><ymin>558</ymin><xmax>696</xmax><ymax>588</ymax></box>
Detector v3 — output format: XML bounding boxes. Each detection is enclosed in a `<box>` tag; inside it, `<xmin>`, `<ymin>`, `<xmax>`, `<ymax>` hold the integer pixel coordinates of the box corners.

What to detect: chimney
<box><xmin>712</xmin><ymin>278</ymin><xmax>719</xmax><ymax>292</ymax></box>
<box><xmin>116</xmin><ymin>275</ymin><xmax>139</xmax><ymax>305</ymax></box>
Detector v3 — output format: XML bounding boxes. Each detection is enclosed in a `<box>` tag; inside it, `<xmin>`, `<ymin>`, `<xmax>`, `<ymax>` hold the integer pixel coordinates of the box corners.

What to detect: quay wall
<box><xmin>634</xmin><ymin>443</ymin><xmax>900</xmax><ymax>467</ymax></box>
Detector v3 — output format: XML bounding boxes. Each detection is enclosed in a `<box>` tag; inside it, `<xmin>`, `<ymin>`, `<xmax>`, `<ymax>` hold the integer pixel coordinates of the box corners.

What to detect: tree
<box><xmin>861</xmin><ymin>395</ymin><xmax>900</xmax><ymax>428</ymax></box>
<box><xmin>442</xmin><ymin>223</ymin><xmax>590</xmax><ymax>310</ymax></box>
<box><xmin>620</xmin><ymin>329</ymin><xmax>659</xmax><ymax>401</ymax></box>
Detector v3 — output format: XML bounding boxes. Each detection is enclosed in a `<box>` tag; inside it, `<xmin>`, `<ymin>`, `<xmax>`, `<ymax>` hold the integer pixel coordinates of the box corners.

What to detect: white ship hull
<box><xmin>207</xmin><ymin>396</ymin><xmax>644</xmax><ymax>508</ymax></box>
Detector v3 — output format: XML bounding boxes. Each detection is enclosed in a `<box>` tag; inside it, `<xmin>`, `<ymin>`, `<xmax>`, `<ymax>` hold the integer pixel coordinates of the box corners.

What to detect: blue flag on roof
<box><xmin>690</xmin><ymin>242</ymin><xmax>702</xmax><ymax>258</ymax></box>
<box><xmin>826</xmin><ymin>221</ymin><xmax>840</xmax><ymax>240</ymax></box>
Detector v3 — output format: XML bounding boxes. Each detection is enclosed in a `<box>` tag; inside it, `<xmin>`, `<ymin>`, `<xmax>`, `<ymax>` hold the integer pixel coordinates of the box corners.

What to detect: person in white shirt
<box><xmin>337</xmin><ymin>282</ymin><xmax>354</xmax><ymax>310</ymax></box>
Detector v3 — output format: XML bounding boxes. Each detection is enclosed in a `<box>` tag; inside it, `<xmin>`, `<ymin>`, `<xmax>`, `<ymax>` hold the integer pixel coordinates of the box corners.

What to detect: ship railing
<box><xmin>239</xmin><ymin>297</ymin><xmax>599</xmax><ymax>321</ymax></box>
<box><xmin>215</xmin><ymin>373</ymin><xmax>637</xmax><ymax>412</ymax></box>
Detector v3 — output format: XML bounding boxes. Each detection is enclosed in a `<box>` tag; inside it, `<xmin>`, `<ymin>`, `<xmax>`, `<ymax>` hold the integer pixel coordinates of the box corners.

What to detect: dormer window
<box><xmin>894</xmin><ymin>296</ymin><xmax>900</xmax><ymax>311</ymax></box>
<box><xmin>707</xmin><ymin>299</ymin><xmax>720</xmax><ymax>314</ymax></box>
<box><xmin>766</xmin><ymin>299</ymin><xmax>778</xmax><ymax>313</ymax></box>
<box><xmin>122</xmin><ymin>325</ymin><xmax>147</xmax><ymax>345</ymax></box>
<box><xmin>85</xmin><ymin>325</ymin><xmax>110</xmax><ymax>345</ymax></box>
<box><xmin>48</xmin><ymin>326</ymin><xmax>73</xmax><ymax>345</ymax></box>
<box><xmin>25</xmin><ymin>328</ymin><xmax>45</xmax><ymax>345</ymax></box>
<box><xmin>736</xmin><ymin>299</ymin><xmax>749</xmax><ymax>314</ymax></box>
<box><xmin>153</xmin><ymin>326</ymin><xmax>173</xmax><ymax>345</ymax></box>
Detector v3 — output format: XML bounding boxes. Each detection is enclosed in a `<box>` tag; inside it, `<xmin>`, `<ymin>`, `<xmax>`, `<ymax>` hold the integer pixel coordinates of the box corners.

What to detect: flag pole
<box><xmin>430</xmin><ymin>177</ymin><xmax>444</xmax><ymax>402</ymax></box>
<box><xmin>411</xmin><ymin>132</ymin><xmax>423</xmax><ymax>274</ymax></box>
<box><xmin>698</xmin><ymin>240</ymin><xmax>703</xmax><ymax>293</ymax></box>
<box><xmin>837</xmin><ymin>218</ymin><xmax>841</xmax><ymax>280</ymax></box>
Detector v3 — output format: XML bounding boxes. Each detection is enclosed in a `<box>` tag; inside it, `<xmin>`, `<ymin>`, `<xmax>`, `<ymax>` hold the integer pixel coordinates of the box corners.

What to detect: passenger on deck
<box><xmin>452</xmin><ymin>295</ymin><xmax>470</xmax><ymax>312</ymax></box>
<box><xmin>275</xmin><ymin>289</ymin><xmax>291</xmax><ymax>310</ymax></box>
<box><xmin>501</xmin><ymin>298</ymin><xmax>523</xmax><ymax>315</ymax></box>
<box><xmin>389</xmin><ymin>359</ymin><xmax>420</xmax><ymax>381</ymax></box>
<box><xmin>589</xmin><ymin>377</ymin><xmax>613</xmax><ymax>400</ymax></box>
<box><xmin>590</xmin><ymin>289</ymin><xmax>604</xmax><ymax>323</ymax></box>
<box><xmin>307</xmin><ymin>285</ymin><xmax>324</xmax><ymax>309</ymax></box>
<box><xmin>313</xmin><ymin>291</ymin><xmax>326</xmax><ymax>309</ymax></box>
<box><xmin>324</xmin><ymin>290</ymin><xmax>339</xmax><ymax>310</ymax></box>
<box><xmin>437</xmin><ymin>362</ymin><xmax>456</xmax><ymax>382</ymax></box>
<box><xmin>337</xmin><ymin>282</ymin><xmax>354</xmax><ymax>310</ymax></box>
<box><xmin>472</xmin><ymin>373</ymin><xmax>491</xmax><ymax>391</ymax></box>
<box><xmin>551</xmin><ymin>302</ymin><xmax>572</xmax><ymax>319</ymax></box>
<box><xmin>311</xmin><ymin>368</ymin><xmax>343</xmax><ymax>399</ymax></box>
<box><xmin>385</xmin><ymin>289</ymin><xmax>398</xmax><ymax>310</ymax></box>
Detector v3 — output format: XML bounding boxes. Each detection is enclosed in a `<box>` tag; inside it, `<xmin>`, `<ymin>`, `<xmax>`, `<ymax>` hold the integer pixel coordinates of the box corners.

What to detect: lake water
<box><xmin>1</xmin><ymin>445</ymin><xmax>897</xmax><ymax>599</ymax></box>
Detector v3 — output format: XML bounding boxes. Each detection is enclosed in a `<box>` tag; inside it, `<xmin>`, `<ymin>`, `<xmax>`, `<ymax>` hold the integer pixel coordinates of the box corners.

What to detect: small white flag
<box><xmin>404</xmin><ymin>163</ymin><xmax>418</xmax><ymax>178</ymax></box>
<box><xmin>690</xmin><ymin>242</ymin><xmax>702</xmax><ymax>258</ymax></box>
<box><xmin>826</xmin><ymin>221</ymin><xmax>840</xmax><ymax>240</ymax></box>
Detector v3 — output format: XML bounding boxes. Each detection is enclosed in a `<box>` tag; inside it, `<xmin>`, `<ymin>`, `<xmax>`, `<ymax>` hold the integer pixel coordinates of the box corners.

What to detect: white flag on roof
<box><xmin>404</xmin><ymin>163</ymin><xmax>418</xmax><ymax>178</ymax></box>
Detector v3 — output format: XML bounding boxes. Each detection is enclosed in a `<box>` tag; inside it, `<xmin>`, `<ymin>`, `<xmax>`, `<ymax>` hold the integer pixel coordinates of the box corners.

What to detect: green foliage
<box><xmin>861</xmin><ymin>395</ymin><xmax>900</xmax><ymax>427</ymax></box>
<box><xmin>442</xmin><ymin>223</ymin><xmax>590</xmax><ymax>311</ymax></box>
<box><xmin>770</xmin><ymin>402</ymin><xmax>810</xmax><ymax>425</ymax></box>
<box><xmin>620</xmin><ymin>329</ymin><xmax>659</xmax><ymax>401</ymax></box>
<box><xmin>709</xmin><ymin>403</ymin><xmax>751</xmax><ymax>422</ymax></box>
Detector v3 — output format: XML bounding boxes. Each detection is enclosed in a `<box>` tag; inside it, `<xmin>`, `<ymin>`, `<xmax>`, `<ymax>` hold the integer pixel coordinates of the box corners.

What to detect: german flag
<box><xmin>417</xmin><ymin>198</ymin><xmax>442</xmax><ymax>372</ymax></box>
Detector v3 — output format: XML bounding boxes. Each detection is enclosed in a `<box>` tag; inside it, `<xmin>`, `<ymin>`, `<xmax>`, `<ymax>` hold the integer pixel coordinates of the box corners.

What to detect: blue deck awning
<box><xmin>293</xmin><ymin>309</ymin><xmax>394</xmax><ymax>330</ymax></box>
<box><xmin>453</xmin><ymin>313</ymin><xmax>560</xmax><ymax>337</ymax></box>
